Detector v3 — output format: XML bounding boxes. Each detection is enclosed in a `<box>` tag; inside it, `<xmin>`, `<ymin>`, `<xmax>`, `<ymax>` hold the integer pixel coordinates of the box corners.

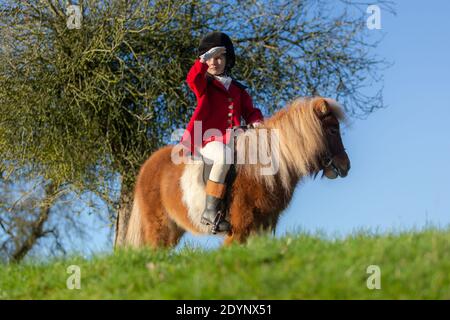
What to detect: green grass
<box><xmin>1</xmin><ymin>228</ymin><xmax>449</xmax><ymax>299</ymax></box>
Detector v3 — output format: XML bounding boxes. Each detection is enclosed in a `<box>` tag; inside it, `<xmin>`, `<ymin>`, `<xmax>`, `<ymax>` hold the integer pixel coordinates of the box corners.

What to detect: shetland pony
<box><xmin>124</xmin><ymin>97</ymin><xmax>350</xmax><ymax>248</ymax></box>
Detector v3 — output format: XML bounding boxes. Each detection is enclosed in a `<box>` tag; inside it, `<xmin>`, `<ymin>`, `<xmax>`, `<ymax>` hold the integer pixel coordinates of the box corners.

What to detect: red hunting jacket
<box><xmin>180</xmin><ymin>59</ymin><xmax>264</xmax><ymax>156</ymax></box>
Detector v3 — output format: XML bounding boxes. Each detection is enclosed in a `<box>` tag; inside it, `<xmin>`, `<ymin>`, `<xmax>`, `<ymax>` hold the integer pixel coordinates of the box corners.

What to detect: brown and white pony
<box><xmin>124</xmin><ymin>97</ymin><xmax>350</xmax><ymax>248</ymax></box>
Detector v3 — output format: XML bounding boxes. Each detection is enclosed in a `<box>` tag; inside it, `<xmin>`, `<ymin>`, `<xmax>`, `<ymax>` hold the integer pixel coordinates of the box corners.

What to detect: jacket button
<box><xmin>228</xmin><ymin>105</ymin><xmax>233</xmax><ymax>109</ymax></box>
<box><xmin>228</xmin><ymin>98</ymin><xmax>233</xmax><ymax>102</ymax></box>
<box><xmin>228</xmin><ymin>113</ymin><xmax>232</xmax><ymax>117</ymax></box>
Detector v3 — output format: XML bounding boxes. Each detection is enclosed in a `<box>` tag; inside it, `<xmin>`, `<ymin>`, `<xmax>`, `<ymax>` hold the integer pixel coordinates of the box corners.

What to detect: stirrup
<box><xmin>211</xmin><ymin>209</ymin><xmax>228</xmax><ymax>234</ymax></box>
<box><xmin>200</xmin><ymin>209</ymin><xmax>226</xmax><ymax>232</ymax></box>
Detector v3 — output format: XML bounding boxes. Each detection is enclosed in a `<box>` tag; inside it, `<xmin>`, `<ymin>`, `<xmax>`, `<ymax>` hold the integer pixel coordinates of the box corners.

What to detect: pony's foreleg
<box><xmin>224</xmin><ymin>207</ymin><xmax>274</xmax><ymax>246</ymax></box>
<box><xmin>223</xmin><ymin>234</ymin><xmax>237</xmax><ymax>246</ymax></box>
<box><xmin>223</xmin><ymin>206</ymin><xmax>255</xmax><ymax>246</ymax></box>
<box><xmin>224</xmin><ymin>229</ymin><xmax>251</xmax><ymax>246</ymax></box>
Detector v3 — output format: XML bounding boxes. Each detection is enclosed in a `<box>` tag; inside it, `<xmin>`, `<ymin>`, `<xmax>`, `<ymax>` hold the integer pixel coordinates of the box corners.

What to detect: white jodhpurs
<box><xmin>199</xmin><ymin>141</ymin><xmax>233</xmax><ymax>183</ymax></box>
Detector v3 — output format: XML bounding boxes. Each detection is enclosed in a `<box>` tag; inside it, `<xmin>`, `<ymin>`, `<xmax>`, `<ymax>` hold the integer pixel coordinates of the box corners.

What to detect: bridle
<box><xmin>319</xmin><ymin>114</ymin><xmax>346</xmax><ymax>178</ymax></box>
<box><xmin>320</xmin><ymin>149</ymin><xmax>344</xmax><ymax>177</ymax></box>
<box><xmin>321</xmin><ymin>151</ymin><xmax>334</xmax><ymax>169</ymax></box>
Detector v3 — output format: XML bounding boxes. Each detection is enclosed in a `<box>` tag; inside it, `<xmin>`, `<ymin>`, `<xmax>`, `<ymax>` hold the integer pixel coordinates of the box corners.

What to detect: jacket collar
<box><xmin>206</xmin><ymin>73</ymin><xmax>239</xmax><ymax>95</ymax></box>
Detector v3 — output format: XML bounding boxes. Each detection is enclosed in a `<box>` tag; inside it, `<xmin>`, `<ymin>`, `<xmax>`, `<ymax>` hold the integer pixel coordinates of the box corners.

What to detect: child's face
<box><xmin>206</xmin><ymin>53</ymin><xmax>226</xmax><ymax>75</ymax></box>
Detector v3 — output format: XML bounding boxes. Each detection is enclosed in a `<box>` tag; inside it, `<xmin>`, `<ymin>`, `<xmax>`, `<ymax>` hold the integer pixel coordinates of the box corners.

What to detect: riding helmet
<box><xmin>198</xmin><ymin>31</ymin><xmax>236</xmax><ymax>71</ymax></box>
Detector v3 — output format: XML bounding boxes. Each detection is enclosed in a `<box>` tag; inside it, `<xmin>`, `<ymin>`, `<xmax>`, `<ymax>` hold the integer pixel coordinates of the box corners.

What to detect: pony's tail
<box><xmin>124</xmin><ymin>196</ymin><xmax>144</xmax><ymax>248</ymax></box>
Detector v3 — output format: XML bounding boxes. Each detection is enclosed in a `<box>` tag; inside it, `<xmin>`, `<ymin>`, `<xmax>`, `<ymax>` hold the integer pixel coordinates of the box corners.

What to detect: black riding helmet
<box><xmin>198</xmin><ymin>31</ymin><xmax>236</xmax><ymax>72</ymax></box>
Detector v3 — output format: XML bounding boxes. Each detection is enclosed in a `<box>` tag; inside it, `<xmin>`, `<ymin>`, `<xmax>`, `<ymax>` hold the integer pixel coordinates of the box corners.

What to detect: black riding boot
<box><xmin>201</xmin><ymin>180</ymin><xmax>231</xmax><ymax>233</ymax></box>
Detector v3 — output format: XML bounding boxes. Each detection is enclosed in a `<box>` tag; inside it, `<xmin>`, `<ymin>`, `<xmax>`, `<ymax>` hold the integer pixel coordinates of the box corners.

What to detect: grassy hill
<box><xmin>1</xmin><ymin>228</ymin><xmax>449</xmax><ymax>299</ymax></box>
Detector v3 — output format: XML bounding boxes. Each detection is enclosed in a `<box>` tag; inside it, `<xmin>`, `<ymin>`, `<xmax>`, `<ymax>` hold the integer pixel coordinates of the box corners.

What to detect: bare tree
<box><xmin>0</xmin><ymin>166</ymin><xmax>110</xmax><ymax>263</ymax></box>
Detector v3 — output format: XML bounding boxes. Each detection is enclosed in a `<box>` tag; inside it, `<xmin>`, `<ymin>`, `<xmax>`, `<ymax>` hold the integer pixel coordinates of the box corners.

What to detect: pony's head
<box><xmin>312</xmin><ymin>97</ymin><xmax>350</xmax><ymax>179</ymax></box>
<box><xmin>236</xmin><ymin>96</ymin><xmax>350</xmax><ymax>194</ymax></box>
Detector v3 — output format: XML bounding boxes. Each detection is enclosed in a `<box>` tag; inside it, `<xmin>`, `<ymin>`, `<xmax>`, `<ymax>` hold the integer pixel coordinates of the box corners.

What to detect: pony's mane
<box><xmin>235</xmin><ymin>97</ymin><xmax>344</xmax><ymax>194</ymax></box>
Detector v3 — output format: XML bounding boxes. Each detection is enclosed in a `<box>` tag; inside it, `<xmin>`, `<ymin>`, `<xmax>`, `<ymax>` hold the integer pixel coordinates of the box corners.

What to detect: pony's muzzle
<box><xmin>333</xmin><ymin>152</ymin><xmax>350</xmax><ymax>177</ymax></box>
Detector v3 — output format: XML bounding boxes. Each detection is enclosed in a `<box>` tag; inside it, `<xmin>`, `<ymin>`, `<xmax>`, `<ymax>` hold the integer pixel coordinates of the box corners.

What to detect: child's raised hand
<box><xmin>199</xmin><ymin>46</ymin><xmax>226</xmax><ymax>63</ymax></box>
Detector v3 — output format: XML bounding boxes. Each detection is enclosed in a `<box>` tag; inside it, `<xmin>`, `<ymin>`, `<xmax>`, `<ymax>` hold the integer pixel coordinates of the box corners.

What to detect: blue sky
<box><xmin>79</xmin><ymin>0</ymin><xmax>450</xmax><ymax>253</ymax></box>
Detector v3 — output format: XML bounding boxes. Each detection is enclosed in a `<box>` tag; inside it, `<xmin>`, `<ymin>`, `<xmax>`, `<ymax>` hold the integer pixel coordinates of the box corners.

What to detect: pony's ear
<box><xmin>313</xmin><ymin>98</ymin><xmax>330</xmax><ymax>117</ymax></box>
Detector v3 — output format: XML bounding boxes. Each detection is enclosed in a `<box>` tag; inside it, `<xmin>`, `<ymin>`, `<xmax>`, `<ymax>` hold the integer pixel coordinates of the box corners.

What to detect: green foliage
<box><xmin>1</xmin><ymin>229</ymin><xmax>449</xmax><ymax>299</ymax></box>
<box><xmin>0</xmin><ymin>0</ymin><xmax>203</xmax><ymax>193</ymax></box>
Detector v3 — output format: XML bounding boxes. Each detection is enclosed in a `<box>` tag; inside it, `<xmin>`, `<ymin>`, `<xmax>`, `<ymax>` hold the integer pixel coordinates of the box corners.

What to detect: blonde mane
<box><xmin>235</xmin><ymin>97</ymin><xmax>344</xmax><ymax>194</ymax></box>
